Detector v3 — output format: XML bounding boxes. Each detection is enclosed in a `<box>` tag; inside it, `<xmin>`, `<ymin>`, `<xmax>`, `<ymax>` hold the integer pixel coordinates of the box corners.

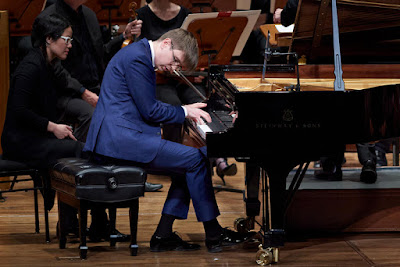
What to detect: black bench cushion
<box><xmin>50</xmin><ymin>158</ymin><xmax>146</xmax><ymax>203</ymax></box>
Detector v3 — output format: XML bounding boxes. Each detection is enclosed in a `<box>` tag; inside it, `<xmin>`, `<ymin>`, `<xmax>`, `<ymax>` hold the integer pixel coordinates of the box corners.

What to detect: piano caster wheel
<box><xmin>110</xmin><ymin>238</ymin><xmax>116</xmax><ymax>247</ymax></box>
<box><xmin>256</xmin><ymin>244</ymin><xmax>279</xmax><ymax>265</ymax></box>
<box><xmin>234</xmin><ymin>217</ymin><xmax>253</xmax><ymax>233</ymax></box>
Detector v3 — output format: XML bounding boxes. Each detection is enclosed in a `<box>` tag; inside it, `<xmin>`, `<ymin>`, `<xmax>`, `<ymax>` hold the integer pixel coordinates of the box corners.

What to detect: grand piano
<box><xmin>188</xmin><ymin>0</ymin><xmax>400</xmax><ymax>264</ymax></box>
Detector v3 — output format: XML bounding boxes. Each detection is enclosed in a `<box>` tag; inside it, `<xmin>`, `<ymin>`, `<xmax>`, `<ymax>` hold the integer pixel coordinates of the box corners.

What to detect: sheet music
<box><xmin>181</xmin><ymin>10</ymin><xmax>261</xmax><ymax>56</ymax></box>
<box><xmin>275</xmin><ymin>24</ymin><xmax>294</xmax><ymax>33</ymax></box>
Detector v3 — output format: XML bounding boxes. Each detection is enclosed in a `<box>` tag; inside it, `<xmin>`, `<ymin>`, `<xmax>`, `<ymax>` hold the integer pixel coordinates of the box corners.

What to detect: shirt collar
<box><xmin>148</xmin><ymin>40</ymin><xmax>156</xmax><ymax>71</ymax></box>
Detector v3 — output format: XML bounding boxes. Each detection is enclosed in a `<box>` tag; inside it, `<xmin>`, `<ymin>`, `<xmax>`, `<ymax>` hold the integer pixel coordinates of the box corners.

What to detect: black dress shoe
<box><xmin>314</xmin><ymin>168</ymin><xmax>342</xmax><ymax>181</ymax></box>
<box><xmin>205</xmin><ymin>228</ymin><xmax>255</xmax><ymax>253</ymax></box>
<box><xmin>145</xmin><ymin>182</ymin><xmax>163</xmax><ymax>192</ymax></box>
<box><xmin>106</xmin><ymin>229</ymin><xmax>131</xmax><ymax>242</ymax></box>
<box><xmin>360</xmin><ymin>160</ymin><xmax>377</xmax><ymax>184</ymax></box>
<box><xmin>150</xmin><ymin>232</ymin><xmax>201</xmax><ymax>252</ymax></box>
<box><xmin>89</xmin><ymin>226</ymin><xmax>130</xmax><ymax>242</ymax></box>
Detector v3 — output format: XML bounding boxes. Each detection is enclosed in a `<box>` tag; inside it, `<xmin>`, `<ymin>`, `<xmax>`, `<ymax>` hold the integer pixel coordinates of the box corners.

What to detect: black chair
<box><xmin>0</xmin><ymin>155</ymin><xmax>50</xmax><ymax>242</ymax></box>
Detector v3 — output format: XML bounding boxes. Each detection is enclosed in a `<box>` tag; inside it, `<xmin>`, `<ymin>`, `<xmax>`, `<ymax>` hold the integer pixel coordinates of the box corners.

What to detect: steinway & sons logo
<box><xmin>282</xmin><ymin>109</ymin><xmax>293</xmax><ymax>122</ymax></box>
<box><xmin>255</xmin><ymin>108</ymin><xmax>321</xmax><ymax>129</ymax></box>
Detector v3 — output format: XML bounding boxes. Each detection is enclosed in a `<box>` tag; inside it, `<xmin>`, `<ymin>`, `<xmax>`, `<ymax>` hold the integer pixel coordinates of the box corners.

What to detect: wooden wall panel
<box><xmin>0</xmin><ymin>11</ymin><xmax>9</xmax><ymax>154</ymax></box>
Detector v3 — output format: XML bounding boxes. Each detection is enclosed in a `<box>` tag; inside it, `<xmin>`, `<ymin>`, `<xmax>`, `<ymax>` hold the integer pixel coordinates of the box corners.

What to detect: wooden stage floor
<box><xmin>1</xmin><ymin>153</ymin><xmax>400</xmax><ymax>266</ymax></box>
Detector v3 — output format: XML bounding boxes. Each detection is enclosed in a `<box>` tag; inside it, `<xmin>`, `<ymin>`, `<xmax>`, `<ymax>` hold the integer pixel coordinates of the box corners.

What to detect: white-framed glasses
<box><xmin>60</xmin><ymin>36</ymin><xmax>73</xmax><ymax>45</ymax></box>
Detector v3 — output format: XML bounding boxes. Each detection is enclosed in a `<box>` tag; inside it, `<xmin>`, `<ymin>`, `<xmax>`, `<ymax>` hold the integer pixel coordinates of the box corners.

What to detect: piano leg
<box><xmin>255</xmin><ymin>161</ymin><xmax>297</xmax><ymax>265</ymax></box>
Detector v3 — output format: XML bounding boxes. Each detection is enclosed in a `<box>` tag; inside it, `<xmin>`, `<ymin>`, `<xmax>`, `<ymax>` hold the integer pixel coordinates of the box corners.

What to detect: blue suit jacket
<box><xmin>84</xmin><ymin>39</ymin><xmax>185</xmax><ymax>163</ymax></box>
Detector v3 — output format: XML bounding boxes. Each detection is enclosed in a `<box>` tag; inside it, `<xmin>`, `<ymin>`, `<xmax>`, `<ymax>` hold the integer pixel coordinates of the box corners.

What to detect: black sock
<box><xmin>203</xmin><ymin>218</ymin><xmax>223</xmax><ymax>240</ymax></box>
<box><xmin>155</xmin><ymin>214</ymin><xmax>176</xmax><ymax>238</ymax></box>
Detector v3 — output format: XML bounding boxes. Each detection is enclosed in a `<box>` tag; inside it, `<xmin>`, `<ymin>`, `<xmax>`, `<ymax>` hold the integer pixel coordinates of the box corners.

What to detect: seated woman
<box><xmin>1</xmin><ymin>14</ymin><xmax>83</xmax><ymax>228</ymax></box>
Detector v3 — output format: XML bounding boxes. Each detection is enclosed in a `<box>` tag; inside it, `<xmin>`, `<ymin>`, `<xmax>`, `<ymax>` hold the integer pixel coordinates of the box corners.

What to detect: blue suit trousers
<box><xmin>145</xmin><ymin>141</ymin><xmax>220</xmax><ymax>222</ymax></box>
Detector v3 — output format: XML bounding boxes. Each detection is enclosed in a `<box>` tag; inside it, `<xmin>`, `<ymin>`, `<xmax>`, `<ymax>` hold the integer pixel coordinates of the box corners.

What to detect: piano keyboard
<box><xmin>192</xmin><ymin>110</ymin><xmax>235</xmax><ymax>140</ymax></box>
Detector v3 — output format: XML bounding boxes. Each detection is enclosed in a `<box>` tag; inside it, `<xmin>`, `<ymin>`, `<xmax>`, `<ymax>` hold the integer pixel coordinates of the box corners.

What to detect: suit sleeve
<box><xmin>125</xmin><ymin>55</ymin><xmax>185</xmax><ymax>124</ymax></box>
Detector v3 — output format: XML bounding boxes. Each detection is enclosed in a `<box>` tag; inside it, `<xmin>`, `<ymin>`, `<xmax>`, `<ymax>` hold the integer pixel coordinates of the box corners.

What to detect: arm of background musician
<box><xmin>123</xmin><ymin>19</ymin><xmax>142</xmax><ymax>40</ymax></box>
<box><xmin>103</xmin><ymin>19</ymin><xmax>143</xmax><ymax>57</ymax></box>
<box><xmin>52</xmin><ymin>60</ymin><xmax>98</xmax><ymax>107</ymax></box>
<box><xmin>273</xmin><ymin>0</ymin><xmax>298</xmax><ymax>26</ymax></box>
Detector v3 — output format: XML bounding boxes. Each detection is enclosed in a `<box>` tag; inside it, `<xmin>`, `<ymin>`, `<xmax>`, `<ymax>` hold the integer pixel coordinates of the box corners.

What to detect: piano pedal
<box><xmin>256</xmin><ymin>245</ymin><xmax>279</xmax><ymax>265</ymax></box>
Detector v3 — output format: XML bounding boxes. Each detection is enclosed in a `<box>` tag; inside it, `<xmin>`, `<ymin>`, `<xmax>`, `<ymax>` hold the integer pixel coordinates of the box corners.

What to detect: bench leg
<box><xmin>109</xmin><ymin>207</ymin><xmax>117</xmax><ymax>247</ymax></box>
<box><xmin>78</xmin><ymin>202</ymin><xmax>88</xmax><ymax>259</ymax></box>
<box><xmin>58</xmin><ymin>200</ymin><xmax>68</xmax><ymax>249</ymax></box>
<box><xmin>129</xmin><ymin>199</ymin><xmax>139</xmax><ymax>256</ymax></box>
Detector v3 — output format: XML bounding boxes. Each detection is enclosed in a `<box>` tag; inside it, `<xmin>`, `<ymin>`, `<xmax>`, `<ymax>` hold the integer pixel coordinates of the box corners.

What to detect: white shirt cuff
<box><xmin>182</xmin><ymin>106</ymin><xmax>187</xmax><ymax>117</ymax></box>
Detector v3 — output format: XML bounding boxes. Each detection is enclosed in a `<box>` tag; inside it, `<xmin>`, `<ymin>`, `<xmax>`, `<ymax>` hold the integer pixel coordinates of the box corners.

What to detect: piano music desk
<box><xmin>260</xmin><ymin>24</ymin><xmax>292</xmax><ymax>47</ymax></box>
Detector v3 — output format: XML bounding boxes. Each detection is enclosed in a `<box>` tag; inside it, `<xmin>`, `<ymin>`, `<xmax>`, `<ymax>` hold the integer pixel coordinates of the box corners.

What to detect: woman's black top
<box><xmin>136</xmin><ymin>5</ymin><xmax>191</xmax><ymax>41</ymax></box>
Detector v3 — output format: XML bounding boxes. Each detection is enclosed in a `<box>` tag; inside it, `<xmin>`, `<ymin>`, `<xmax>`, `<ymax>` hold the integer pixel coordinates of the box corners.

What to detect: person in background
<box><xmin>1</xmin><ymin>13</ymin><xmax>84</xmax><ymax>232</ymax></box>
<box><xmin>84</xmin><ymin>28</ymin><xmax>254</xmax><ymax>253</ymax></box>
<box><xmin>39</xmin><ymin>1</ymin><xmax>161</xmax><ymax>196</ymax></box>
<box><xmin>36</xmin><ymin>0</ymin><xmax>159</xmax><ymax>243</ymax></box>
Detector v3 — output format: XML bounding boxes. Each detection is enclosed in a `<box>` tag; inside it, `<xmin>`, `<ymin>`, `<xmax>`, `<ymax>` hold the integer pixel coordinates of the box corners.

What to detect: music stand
<box><xmin>181</xmin><ymin>10</ymin><xmax>261</xmax><ymax>68</ymax></box>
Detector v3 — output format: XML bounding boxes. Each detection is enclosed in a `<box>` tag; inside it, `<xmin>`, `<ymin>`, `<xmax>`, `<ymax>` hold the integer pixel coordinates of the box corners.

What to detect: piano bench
<box><xmin>49</xmin><ymin>157</ymin><xmax>147</xmax><ymax>259</ymax></box>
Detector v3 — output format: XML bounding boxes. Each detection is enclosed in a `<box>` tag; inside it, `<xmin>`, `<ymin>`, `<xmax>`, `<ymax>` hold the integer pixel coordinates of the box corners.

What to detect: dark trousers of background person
<box><xmin>56</xmin><ymin>84</ymin><xmax>100</xmax><ymax>143</ymax></box>
<box><xmin>375</xmin><ymin>138</ymin><xmax>393</xmax><ymax>166</ymax></box>
<box><xmin>320</xmin><ymin>143</ymin><xmax>376</xmax><ymax>173</ymax></box>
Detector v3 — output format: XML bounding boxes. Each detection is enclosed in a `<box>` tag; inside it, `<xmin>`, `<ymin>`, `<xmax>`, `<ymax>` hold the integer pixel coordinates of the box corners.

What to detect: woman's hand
<box><xmin>47</xmin><ymin>121</ymin><xmax>77</xmax><ymax>141</ymax></box>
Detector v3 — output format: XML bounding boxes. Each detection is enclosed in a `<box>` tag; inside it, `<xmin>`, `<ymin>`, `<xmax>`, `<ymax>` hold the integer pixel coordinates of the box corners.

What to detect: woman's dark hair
<box><xmin>31</xmin><ymin>14</ymin><xmax>70</xmax><ymax>49</ymax></box>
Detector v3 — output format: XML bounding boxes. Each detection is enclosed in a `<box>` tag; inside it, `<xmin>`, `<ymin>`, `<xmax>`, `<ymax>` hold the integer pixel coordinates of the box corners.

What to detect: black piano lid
<box><xmin>290</xmin><ymin>0</ymin><xmax>400</xmax><ymax>64</ymax></box>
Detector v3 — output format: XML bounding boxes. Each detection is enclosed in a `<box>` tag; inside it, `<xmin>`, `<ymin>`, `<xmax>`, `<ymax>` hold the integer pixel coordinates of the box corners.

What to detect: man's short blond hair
<box><xmin>158</xmin><ymin>29</ymin><xmax>199</xmax><ymax>72</ymax></box>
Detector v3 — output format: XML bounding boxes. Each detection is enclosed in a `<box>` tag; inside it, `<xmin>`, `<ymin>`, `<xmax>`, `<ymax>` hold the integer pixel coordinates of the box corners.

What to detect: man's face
<box><xmin>155</xmin><ymin>38</ymin><xmax>184</xmax><ymax>73</ymax></box>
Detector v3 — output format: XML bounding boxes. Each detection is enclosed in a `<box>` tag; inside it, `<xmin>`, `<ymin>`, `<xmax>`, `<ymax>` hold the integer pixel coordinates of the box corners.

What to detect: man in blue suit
<box><xmin>84</xmin><ymin>29</ymin><xmax>253</xmax><ymax>253</ymax></box>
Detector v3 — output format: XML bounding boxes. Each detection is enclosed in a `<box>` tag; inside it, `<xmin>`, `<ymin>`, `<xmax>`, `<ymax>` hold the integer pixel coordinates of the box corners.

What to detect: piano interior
<box><xmin>228</xmin><ymin>77</ymin><xmax>400</xmax><ymax>92</ymax></box>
